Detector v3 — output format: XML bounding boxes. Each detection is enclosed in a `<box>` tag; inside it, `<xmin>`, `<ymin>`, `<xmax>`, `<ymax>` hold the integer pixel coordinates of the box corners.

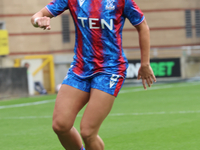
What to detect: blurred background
<box><xmin>0</xmin><ymin>0</ymin><xmax>200</xmax><ymax>99</ymax></box>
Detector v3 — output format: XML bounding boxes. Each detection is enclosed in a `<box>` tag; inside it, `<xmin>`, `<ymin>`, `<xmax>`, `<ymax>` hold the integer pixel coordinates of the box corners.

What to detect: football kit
<box><xmin>46</xmin><ymin>0</ymin><xmax>144</xmax><ymax>96</ymax></box>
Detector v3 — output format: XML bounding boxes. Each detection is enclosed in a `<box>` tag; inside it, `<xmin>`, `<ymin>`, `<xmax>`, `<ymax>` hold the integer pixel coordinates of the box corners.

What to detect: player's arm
<box><xmin>31</xmin><ymin>7</ymin><xmax>53</xmax><ymax>30</ymax></box>
<box><xmin>135</xmin><ymin>20</ymin><xmax>156</xmax><ymax>89</ymax></box>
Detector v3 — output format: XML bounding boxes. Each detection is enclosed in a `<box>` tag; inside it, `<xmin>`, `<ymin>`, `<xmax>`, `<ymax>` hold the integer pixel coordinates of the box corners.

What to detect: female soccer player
<box><xmin>31</xmin><ymin>0</ymin><xmax>156</xmax><ymax>150</ymax></box>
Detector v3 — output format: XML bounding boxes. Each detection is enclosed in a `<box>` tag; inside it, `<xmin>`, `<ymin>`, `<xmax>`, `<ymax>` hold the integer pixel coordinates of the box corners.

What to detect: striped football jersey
<box><xmin>46</xmin><ymin>0</ymin><xmax>144</xmax><ymax>78</ymax></box>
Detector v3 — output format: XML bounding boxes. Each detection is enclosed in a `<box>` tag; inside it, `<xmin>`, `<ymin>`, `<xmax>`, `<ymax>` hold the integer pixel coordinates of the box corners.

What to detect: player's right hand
<box><xmin>35</xmin><ymin>16</ymin><xmax>51</xmax><ymax>30</ymax></box>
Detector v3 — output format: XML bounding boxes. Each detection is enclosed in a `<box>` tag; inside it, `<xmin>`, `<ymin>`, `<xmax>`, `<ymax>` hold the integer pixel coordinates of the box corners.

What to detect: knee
<box><xmin>52</xmin><ymin>118</ymin><xmax>73</xmax><ymax>135</ymax></box>
<box><xmin>80</xmin><ymin>126</ymin><xmax>96</xmax><ymax>142</ymax></box>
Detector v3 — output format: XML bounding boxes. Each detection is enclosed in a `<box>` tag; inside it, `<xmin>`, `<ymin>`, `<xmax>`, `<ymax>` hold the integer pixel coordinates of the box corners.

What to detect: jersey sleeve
<box><xmin>123</xmin><ymin>0</ymin><xmax>145</xmax><ymax>26</ymax></box>
<box><xmin>46</xmin><ymin>0</ymin><xmax>68</xmax><ymax>17</ymax></box>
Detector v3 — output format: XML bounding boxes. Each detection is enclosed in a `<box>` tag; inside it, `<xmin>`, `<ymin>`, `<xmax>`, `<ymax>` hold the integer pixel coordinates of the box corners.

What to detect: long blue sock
<box><xmin>80</xmin><ymin>145</ymin><xmax>85</xmax><ymax>150</ymax></box>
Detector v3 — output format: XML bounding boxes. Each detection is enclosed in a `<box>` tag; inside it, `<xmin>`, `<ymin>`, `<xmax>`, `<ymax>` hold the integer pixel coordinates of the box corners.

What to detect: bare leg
<box><xmin>80</xmin><ymin>88</ymin><xmax>116</xmax><ymax>150</ymax></box>
<box><xmin>52</xmin><ymin>85</ymin><xmax>90</xmax><ymax>150</ymax></box>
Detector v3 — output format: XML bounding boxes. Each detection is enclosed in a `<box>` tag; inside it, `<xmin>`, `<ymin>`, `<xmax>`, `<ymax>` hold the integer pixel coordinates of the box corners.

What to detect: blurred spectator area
<box><xmin>0</xmin><ymin>0</ymin><xmax>200</xmax><ymax>94</ymax></box>
<box><xmin>0</xmin><ymin>0</ymin><xmax>199</xmax><ymax>55</ymax></box>
<box><xmin>0</xmin><ymin>68</ymin><xmax>28</xmax><ymax>99</ymax></box>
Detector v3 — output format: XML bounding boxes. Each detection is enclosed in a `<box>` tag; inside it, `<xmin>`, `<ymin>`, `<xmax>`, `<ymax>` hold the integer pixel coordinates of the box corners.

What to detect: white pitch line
<box><xmin>1</xmin><ymin>110</ymin><xmax>200</xmax><ymax>120</ymax></box>
<box><xmin>108</xmin><ymin>110</ymin><xmax>200</xmax><ymax>116</ymax></box>
<box><xmin>0</xmin><ymin>116</ymin><xmax>53</xmax><ymax>119</ymax></box>
<box><xmin>120</xmin><ymin>85</ymin><xmax>172</xmax><ymax>93</ymax></box>
<box><xmin>0</xmin><ymin>82</ymin><xmax>199</xmax><ymax>110</ymax></box>
<box><xmin>0</xmin><ymin>99</ymin><xmax>55</xmax><ymax>110</ymax></box>
<box><xmin>120</xmin><ymin>82</ymin><xmax>200</xmax><ymax>94</ymax></box>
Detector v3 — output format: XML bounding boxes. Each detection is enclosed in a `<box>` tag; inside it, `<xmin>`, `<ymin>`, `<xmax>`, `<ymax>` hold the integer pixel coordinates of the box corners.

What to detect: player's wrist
<box><xmin>141</xmin><ymin>63</ymin><xmax>150</xmax><ymax>67</ymax></box>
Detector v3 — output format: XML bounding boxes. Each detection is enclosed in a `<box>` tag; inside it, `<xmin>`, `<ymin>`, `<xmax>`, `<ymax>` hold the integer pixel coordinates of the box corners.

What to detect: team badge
<box><xmin>106</xmin><ymin>0</ymin><xmax>115</xmax><ymax>10</ymax></box>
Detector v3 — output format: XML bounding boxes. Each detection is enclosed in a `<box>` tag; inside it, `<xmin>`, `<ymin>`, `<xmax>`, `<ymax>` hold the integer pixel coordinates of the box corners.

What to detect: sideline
<box><xmin>1</xmin><ymin>110</ymin><xmax>200</xmax><ymax>120</ymax></box>
<box><xmin>120</xmin><ymin>82</ymin><xmax>200</xmax><ymax>94</ymax></box>
<box><xmin>0</xmin><ymin>82</ymin><xmax>199</xmax><ymax>110</ymax></box>
<box><xmin>0</xmin><ymin>99</ymin><xmax>55</xmax><ymax>109</ymax></box>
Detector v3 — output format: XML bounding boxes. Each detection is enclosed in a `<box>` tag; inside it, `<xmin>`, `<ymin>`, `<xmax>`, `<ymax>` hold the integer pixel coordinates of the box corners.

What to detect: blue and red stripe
<box><xmin>132</xmin><ymin>0</ymin><xmax>143</xmax><ymax>16</ymax></box>
<box><xmin>89</xmin><ymin>0</ymin><xmax>104</xmax><ymax>73</ymax></box>
<box><xmin>46</xmin><ymin>0</ymin><xmax>67</xmax><ymax>16</ymax></box>
<box><xmin>114</xmin><ymin>0</ymin><xmax>127</xmax><ymax>77</ymax></box>
<box><xmin>114</xmin><ymin>77</ymin><xmax>124</xmax><ymax>96</ymax></box>
<box><xmin>69</xmin><ymin>0</ymin><xmax>84</xmax><ymax>75</ymax></box>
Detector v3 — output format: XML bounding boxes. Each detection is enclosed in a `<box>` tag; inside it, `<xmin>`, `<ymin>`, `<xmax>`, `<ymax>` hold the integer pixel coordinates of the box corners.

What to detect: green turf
<box><xmin>0</xmin><ymin>81</ymin><xmax>200</xmax><ymax>150</ymax></box>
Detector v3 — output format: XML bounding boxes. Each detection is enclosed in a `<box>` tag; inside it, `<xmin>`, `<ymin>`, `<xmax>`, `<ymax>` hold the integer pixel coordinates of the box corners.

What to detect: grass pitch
<box><xmin>0</xmin><ymin>81</ymin><xmax>200</xmax><ymax>150</ymax></box>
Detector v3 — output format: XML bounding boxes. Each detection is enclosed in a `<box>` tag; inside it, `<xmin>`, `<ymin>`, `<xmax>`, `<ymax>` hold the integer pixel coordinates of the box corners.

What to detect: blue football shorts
<box><xmin>62</xmin><ymin>70</ymin><xmax>125</xmax><ymax>97</ymax></box>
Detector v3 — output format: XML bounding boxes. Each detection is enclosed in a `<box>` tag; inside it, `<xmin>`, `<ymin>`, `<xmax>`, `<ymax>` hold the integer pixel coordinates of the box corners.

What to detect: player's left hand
<box><xmin>137</xmin><ymin>64</ymin><xmax>156</xmax><ymax>89</ymax></box>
